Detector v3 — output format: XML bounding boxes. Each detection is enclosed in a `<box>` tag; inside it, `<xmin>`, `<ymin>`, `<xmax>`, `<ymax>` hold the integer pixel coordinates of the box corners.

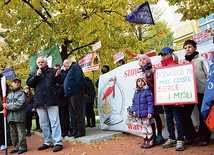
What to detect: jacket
<box><xmin>131</xmin><ymin>88</ymin><xmax>154</xmax><ymax>117</ymax></box>
<box><xmin>182</xmin><ymin>54</ymin><xmax>210</xmax><ymax>93</ymax></box>
<box><xmin>26</xmin><ymin>66</ymin><xmax>64</xmax><ymax>107</ymax></box>
<box><xmin>85</xmin><ymin>78</ymin><xmax>96</xmax><ymax>104</ymax></box>
<box><xmin>6</xmin><ymin>87</ymin><xmax>27</xmax><ymax>123</ymax></box>
<box><xmin>64</xmin><ymin>62</ymin><xmax>86</xmax><ymax>97</ymax></box>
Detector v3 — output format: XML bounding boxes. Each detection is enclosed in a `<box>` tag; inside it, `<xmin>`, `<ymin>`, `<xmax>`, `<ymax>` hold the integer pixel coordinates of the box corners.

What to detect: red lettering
<box><xmin>124</xmin><ymin>68</ymin><xmax>139</xmax><ymax>78</ymax></box>
<box><xmin>126</xmin><ymin>124</ymin><xmax>143</xmax><ymax>130</ymax></box>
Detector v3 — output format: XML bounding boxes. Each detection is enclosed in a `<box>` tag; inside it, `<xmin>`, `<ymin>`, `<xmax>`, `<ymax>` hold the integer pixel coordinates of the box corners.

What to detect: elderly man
<box><xmin>26</xmin><ymin>56</ymin><xmax>64</xmax><ymax>152</ymax></box>
<box><xmin>63</xmin><ymin>59</ymin><xmax>87</xmax><ymax>138</ymax></box>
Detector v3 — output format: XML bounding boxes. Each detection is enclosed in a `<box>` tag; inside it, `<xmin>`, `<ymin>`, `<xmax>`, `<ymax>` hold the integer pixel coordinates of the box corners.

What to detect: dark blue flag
<box><xmin>125</xmin><ymin>1</ymin><xmax>154</xmax><ymax>25</ymax></box>
<box><xmin>201</xmin><ymin>57</ymin><xmax>214</xmax><ymax>120</ymax></box>
<box><xmin>2</xmin><ymin>67</ymin><xmax>16</xmax><ymax>80</ymax></box>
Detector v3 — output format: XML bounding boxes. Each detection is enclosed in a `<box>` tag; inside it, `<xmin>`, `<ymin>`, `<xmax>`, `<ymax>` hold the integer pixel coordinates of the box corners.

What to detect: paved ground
<box><xmin>0</xmin><ymin>124</ymin><xmax>214</xmax><ymax>155</ymax></box>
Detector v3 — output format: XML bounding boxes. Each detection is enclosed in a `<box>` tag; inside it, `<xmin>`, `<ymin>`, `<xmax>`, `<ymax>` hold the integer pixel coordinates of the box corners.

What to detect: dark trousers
<box><xmin>26</xmin><ymin>112</ymin><xmax>33</xmax><ymax>133</ymax></box>
<box><xmin>0</xmin><ymin>112</ymin><xmax>4</xmax><ymax>145</ymax></box>
<box><xmin>59</xmin><ymin>106</ymin><xmax>70</xmax><ymax>134</ymax></box>
<box><xmin>34</xmin><ymin>111</ymin><xmax>40</xmax><ymax>129</ymax></box>
<box><xmin>10</xmin><ymin>122</ymin><xmax>27</xmax><ymax>151</ymax></box>
<box><xmin>86</xmin><ymin>103</ymin><xmax>95</xmax><ymax>126</ymax></box>
<box><xmin>197</xmin><ymin>93</ymin><xmax>211</xmax><ymax>143</ymax></box>
<box><xmin>181</xmin><ymin>104</ymin><xmax>198</xmax><ymax>140</ymax></box>
<box><xmin>68</xmin><ymin>94</ymin><xmax>85</xmax><ymax>135</ymax></box>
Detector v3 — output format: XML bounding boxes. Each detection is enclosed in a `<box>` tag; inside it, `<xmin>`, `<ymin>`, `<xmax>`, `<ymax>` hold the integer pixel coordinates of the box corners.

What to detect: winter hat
<box><xmin>136</xmin><ymin>77</ymin><xmax>149</xmax><ymax>89</ymax></box>
<box><xmin>24</xmin><ymin>86</ymin><xmax>29</xmax><ymax>90</ymax></box>
<box><xmin>137</xmin><ymin>54</ymin><xmax>152</xmax><ymax>65</ymax></box>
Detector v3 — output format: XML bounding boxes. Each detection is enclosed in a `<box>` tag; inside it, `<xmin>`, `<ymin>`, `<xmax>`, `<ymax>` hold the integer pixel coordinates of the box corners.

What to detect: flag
<box><xmin>201</xmin><ymin>57</ymin><xmax>214</xmax><ymax>120</ymax></box>
<box><xmin>28</xmin><ymin>45</ymin><xmax>62</xmax><ymax>72</ymax></box>
<box><xmin>2</xmin><ymin>67</ymin><xmax>16</xmax><ymax>80</ymax></box>
<box><xmin>125</xmin><ymin>1</ymin><xmax>154</xmax><ymax>25</ymax></box>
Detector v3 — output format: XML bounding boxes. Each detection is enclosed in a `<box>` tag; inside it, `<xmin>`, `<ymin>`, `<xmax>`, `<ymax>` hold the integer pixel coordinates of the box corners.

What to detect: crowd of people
<box><xmin>130</xmin><ymin>39</ymin><xmax>211</xmax><ymax>151</ymax></box>
<box><xmin>0</xmin><ymin>39</ymin><xmax>212</xmax><ymax>154</ymax></box>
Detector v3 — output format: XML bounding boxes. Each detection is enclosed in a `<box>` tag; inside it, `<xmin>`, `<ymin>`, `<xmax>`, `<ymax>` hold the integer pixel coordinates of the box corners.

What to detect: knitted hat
<box><xmin>137</xmin><ymin>54</ymin><xmax>151</xmax><ymax>65</ymax></box>
<box><xmin>24</xmin><ymin>86</ymin><xmax>29</xmax><ymax>90</ymax></box>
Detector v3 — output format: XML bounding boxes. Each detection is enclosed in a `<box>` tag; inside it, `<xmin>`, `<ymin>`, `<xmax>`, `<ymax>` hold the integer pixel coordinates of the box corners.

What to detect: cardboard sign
<box><xmin>154</xmin><ymin>62</ymin><xmax>198</xmax><ymax>105</ymax></box>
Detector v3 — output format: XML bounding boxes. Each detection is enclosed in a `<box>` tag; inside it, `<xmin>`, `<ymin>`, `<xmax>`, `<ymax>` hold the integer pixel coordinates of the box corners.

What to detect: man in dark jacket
<box><xmin>26</xmin><ymin>56</ymin><xmax>64</xmax><ymax>152</ymax></box>
<box><xmin>63</xmin><ymin>59</ymin><xmax>86</xmax><ymax>138</ymax></box>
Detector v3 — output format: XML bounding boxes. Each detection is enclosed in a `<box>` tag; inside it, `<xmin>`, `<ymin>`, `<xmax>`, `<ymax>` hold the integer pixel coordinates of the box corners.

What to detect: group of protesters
<box><xmin>0</xmin><ymin>38</ymin><xmax>212</xmax><ymax>154</ymax></box>
<box><xmin>130</xmin><ymin>39</ymin><xmax>211</xmax><ymax>151</ymax></box>
<box><xmin>0</xmin><ymin>56</ymin><xmax>97</xmax><ymax>154</ymax></box>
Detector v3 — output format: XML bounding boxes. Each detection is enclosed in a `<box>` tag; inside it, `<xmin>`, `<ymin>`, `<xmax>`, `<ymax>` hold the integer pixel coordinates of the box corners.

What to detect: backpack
<box><xmin>205</xmin><ymin>104</ymin><xmax>214</xmax><ymax>132</ymax></box>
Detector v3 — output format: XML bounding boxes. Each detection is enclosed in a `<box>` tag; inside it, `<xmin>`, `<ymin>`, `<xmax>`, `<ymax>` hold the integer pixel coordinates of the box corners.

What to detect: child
<box><xmin>182</xmin><ymin>40</ymin><xmax>211</xmax><ymax>146</ymax></box>
<box><xmin>24</xmin><ymin>86</ymin><xmax>34</xmax><ymax>136</ymax></box>
<box><xmin>137</xmin><ymin>54</ymin><xmax>164</xmax><ymax>145</ymax></box>
<box><xmin>131</xmin><ymin>77</ymin><xmax>154</xmax><ymax>149</ymax></box>
<box><xmin>3</xmin><ymin>77</ymin><xmax>27</xmax><ymax>154</ymax></box>
<box><xmin>158</xmin><ymin>47</ymin><xmax>185</xmax><ymax>151</ymax></box>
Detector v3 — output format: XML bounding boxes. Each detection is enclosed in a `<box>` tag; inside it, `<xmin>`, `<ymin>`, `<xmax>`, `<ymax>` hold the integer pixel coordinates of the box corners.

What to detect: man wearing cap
<box><xmin>3</xmin><ymin>77</ymin><xmax>28</xmax><ymax>154</ymax></box>
<box><xmin>26</xmin><ymin>56</ymin><xmax>64</xmax><ymax>152</ymax></box>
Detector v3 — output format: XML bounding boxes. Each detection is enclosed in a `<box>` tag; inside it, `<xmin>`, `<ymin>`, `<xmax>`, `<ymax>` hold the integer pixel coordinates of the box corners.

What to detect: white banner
<box><xmin>98</xmin><ymin>43</ymin><xmax>214</xmax><ymax>137</ymax></box>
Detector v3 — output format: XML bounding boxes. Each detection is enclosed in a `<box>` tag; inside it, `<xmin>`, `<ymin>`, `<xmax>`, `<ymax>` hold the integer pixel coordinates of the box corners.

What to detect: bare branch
<box><xmin>22</xmin><ymin>0</ymin><xmax>52</xmax><ymax>28</ymax></box>
<box><xmin>68</xmin><ymin>41</ymin><xmax>97</xmax><ymax>56</ymax></box>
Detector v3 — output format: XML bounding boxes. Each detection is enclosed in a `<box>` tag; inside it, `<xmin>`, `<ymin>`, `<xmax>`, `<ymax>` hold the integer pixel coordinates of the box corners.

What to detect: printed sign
<box><xmin>192</xmin><ymin>28</ymin><xmax>213</xmax><ymax>45</ymax></box>
<box><xmin>113</xmin><ymin>51</ymin><xmax>124</xmax><ymax>64</ymax></box>
<box><xmin>154</xmin><ymin>63</ymin><xmax>198</xmax><ymax>105</ymax></box>
<box><xmin>78</xmin><ymin>51</ymin><xmax>101</xmax><ymax>72</ymax></box>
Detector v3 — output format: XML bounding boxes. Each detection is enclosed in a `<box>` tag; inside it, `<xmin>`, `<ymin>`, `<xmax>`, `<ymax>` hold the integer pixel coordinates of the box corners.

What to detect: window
<box><xmin>198</xmin><ymin>13</ymin><xmax>214</xmax><ymax>32</ymax></box>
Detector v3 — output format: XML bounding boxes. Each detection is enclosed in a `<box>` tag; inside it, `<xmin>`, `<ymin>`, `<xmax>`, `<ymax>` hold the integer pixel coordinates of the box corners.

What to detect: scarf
<box><xmin>185</xmin><ymin>51</ymin><xmax>199</xmax><ymax>62</ymax></box>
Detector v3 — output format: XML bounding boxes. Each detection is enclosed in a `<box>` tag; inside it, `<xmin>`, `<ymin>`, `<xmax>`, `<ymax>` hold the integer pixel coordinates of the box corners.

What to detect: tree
<box><xmin>165</xmin><ymin>0</ymin><xmax>214</xmax><ymax>21</ymax></box>
<box><xmin>0</xmin><ymin>0</ymin><xmax>173</xmax><ymax>83</ymax></box>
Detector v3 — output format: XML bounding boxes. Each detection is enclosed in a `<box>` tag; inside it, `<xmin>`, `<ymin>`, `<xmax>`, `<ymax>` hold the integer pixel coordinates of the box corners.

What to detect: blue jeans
<box><xmin>36</xmin><ymin>106</ymin><xmax>63</xmax><ymax>146</ymax></box>
<box><xmin>164</xmin><ymin>105</ymin><xmax>184</xmax><ymax>141</ymax></box>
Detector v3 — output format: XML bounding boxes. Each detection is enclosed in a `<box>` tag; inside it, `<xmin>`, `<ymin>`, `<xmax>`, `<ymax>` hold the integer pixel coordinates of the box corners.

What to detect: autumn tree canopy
<box><xmin>165</xmin><ymin>0</ymin><xmax>214</xmax><ymax>21</ymax></box>
<box><xmin>0</xmin><ymin>0</ymin><xmax>174</xmax><ymax>82</ymax></box>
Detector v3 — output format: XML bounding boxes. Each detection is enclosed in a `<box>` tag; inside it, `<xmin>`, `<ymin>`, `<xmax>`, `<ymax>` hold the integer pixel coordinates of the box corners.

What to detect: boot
<box><xmin>144</xmin><ymin>135</ymin><xmax>154</xmax><ymax>149</ymax></box>
<box><xmin>141</xmin><ymin>137</ymin><xmax>148</xmax><ymax>148</ymax></box>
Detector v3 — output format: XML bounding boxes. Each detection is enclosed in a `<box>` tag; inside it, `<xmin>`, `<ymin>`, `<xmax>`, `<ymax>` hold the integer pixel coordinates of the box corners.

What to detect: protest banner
<box><xmin>97</xmin><ymin>42</ymin><xmax>214</xmax><ymax>138</ymax></box>
<box><xmin>154</xmin><ymin>63</ymin><xmax>197</xmax><ymax>105</ymax></box>
<box><xmin>113</xmin><ymin>51</ymin><xmax>124</xmax><ymax>64</ymax></box>
<box><xmin>78</xmin><ymin>51</ymin><xmax>100</xmax><ymax>72</ymax></box>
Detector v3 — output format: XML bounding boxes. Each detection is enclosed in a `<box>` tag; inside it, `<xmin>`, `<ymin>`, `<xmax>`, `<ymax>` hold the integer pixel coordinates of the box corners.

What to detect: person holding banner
<box><xmin>182</xmin><ymin>40</ymin><xmax>211</xmax><ymax>146</ymax></box>
<box><xmin>131</xmin><ymin>77</ymin><xmax>155</xmax><ymax>149</ymax></box>
<box><xmin>158</xmin><ymin>47</ymin><xmax>185</xmax><ymax>151</ymax></box>
<box><xmin>2</xmin><ymin>77</ymin><xmax>28</xmax><ymax>154</ymax></box>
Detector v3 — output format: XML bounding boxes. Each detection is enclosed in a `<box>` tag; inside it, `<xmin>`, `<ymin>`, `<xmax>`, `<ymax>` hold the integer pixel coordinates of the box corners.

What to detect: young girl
<box><xmin>137</xmin><ymin>54</ymin><xmax>164</xmax><ymax>145</ymax></box>
<box><xmin>3</xmin><ymin>77</ymin><xmax>28</xmax><ymax>154</ymax></box>
<box><xmin>131</xmin><ymin>77</ymin><xmax>154</xmax><ymax>149</ymax></box>
<box><xmin>158</xmin><ymin>47</ymin><xmax>185</xmax><ymax>151</ymax></box>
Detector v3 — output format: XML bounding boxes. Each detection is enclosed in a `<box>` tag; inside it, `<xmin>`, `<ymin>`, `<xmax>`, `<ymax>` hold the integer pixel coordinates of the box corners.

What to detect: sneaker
<box><xmin>53</xmin><ymin>145</ymin><xmax>63</xmax><ymax>152</ymax></box>
<box><xmin>37</xmin><ymin>144</ymin><xmax>51</xmax><ymax>151</ymax></box>
<box><xmin>176</xmin><ymin>140</ymin><xmax>185</xmax><ymax>151</ymax></box>
<box><xmin>0</xmin><ymin>145</ymin><xmax>5</xmax><ymax>151</ymax></box>
<box><xmin>162</xmin><ymin>138</ymin><xmax>176</xmax><ymax>148</ymax></box>
<box><xmin>155</xmin><ymin>135</ymin><xmax>164</xmax><ymax>145</ymax></box>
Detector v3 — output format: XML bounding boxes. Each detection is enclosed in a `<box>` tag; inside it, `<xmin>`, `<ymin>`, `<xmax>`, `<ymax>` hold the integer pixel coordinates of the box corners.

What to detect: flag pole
<box><xmin>1</xmin><ymin>76</ymin><xmax>8</xmax><ymax>155</ymax></box>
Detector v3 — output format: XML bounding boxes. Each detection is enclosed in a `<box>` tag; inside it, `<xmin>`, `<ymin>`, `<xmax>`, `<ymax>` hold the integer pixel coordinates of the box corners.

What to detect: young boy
<box><xmin>182</xmin><ymin>40</ymin><xmax>211</xmax><ymax>146</ymax></box>
<box><xmin>3</xmin><ymin>77</ymin><xmax>28</xmax><ymax>154</ymax></box>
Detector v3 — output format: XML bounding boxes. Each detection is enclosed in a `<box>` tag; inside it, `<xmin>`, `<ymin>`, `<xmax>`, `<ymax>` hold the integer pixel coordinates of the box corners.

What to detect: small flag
<box><xmin>2</xmin><ymin>67</ymin><xmax>16</xmax><ymax>80</ymax></box>
<box><xmin>125</xmin><ymin>1</ymin><xmax>154</xmax><ymax>25</ymax></box>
